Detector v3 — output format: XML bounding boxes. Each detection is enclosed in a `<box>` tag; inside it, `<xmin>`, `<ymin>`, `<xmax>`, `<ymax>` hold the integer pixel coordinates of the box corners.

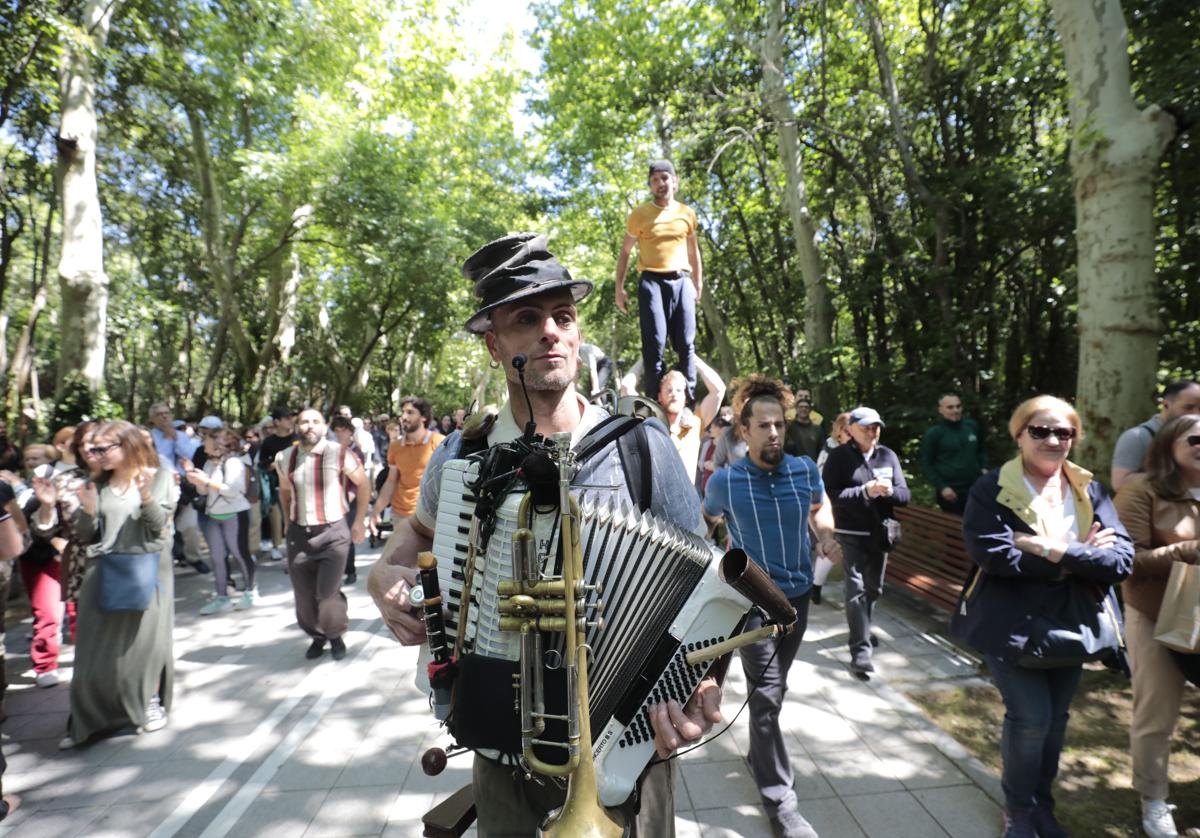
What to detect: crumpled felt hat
<box><xmin>462</xmin><ymin>232</ymin><xmax>592</xmax><ymax>334</ymax></box>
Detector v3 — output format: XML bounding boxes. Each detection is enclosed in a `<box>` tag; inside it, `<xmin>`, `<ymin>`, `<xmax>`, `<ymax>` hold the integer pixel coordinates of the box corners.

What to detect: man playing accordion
<box><xmin>368</xmin><ymin>233</ymin><xmax>722</xmax><ymax>836</ymax></box>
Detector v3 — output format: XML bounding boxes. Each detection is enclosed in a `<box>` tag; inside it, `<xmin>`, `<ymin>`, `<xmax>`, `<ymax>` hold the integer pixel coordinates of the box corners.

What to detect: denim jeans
<box><xmin>985</xmin><ymin>654</ymin><xmax>1083</xmax><ymax>815</ymax></box>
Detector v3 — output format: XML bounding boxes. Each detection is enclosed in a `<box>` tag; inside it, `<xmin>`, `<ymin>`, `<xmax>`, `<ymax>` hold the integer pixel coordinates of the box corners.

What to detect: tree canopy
<box><xmin>1</xmin><ymin>0</ymin><xmax>1195</xmax><ymax>478</ymax></box>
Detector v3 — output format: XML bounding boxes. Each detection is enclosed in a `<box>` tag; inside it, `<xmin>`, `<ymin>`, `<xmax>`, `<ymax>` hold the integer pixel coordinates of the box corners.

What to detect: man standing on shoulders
<box><xmin>656</xmin><ymin>358</ymin><xmax>726</xmax><ymax>484</ymax></box>
<box><xmin>276</xmin><ymin>408</ymin><xmax>369</xmax><ymax>661</ymax></box>
<box><xmin>919</xmin><ymin>392</ymin><xmax>986</xmax><ymax>515</ymax></box>
<box><xmin>258</xmin><ymin>406</ymin><xmax>298</xmax><ymax>561</ymax></box>
<box><xmin>370</xmin><ymin>396</ymin><xmax>443</xmax><ymax>559</ymax></box>
<box><xmin>1111</xmin><ymin>379</ymin><xmax>1200</xmax><ymax>492</ymax></box>
<box><xmin>615</xmin><ymin>159</ymin><xmax>703</xmax><ymax>401</ymax></box>
<box><xmin>703</xmin><ymin>375</ymin><xmax>838</xmax><ymax>838</ymax></box>
<box><xmin>784</xmin><ymin>385</ymin><xmax>826</xmax><ymax>462</ymax></box>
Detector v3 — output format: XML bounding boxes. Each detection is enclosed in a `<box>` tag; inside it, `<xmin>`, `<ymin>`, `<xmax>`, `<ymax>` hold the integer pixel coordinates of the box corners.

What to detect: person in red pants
<box><xmin>20</xmin><ymin>443</ymin><xmax>65</xmax><ymax>687</ymax></box>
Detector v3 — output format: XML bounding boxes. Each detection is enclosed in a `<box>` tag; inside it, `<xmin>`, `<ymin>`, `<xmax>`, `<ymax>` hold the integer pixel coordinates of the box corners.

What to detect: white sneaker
<box><xmin>199</xmin><ymin>595</ymin><xmax>233</xmax><ymax>616</ymax></box>
<box><xmin>1143</xmin><ymin>799</ymin><xmax>1180</xmax><ymax>838</ymax></box>
<box><xmin>141</xmin><ymin>694</ymin><xmax>167</xmax><ymax>733</ymax></box>
<box><xmin>35</xmin><ymin>671</ymin><xmax>59</xmax><ymax>689</ymax></box>
<box><xmin>234</xmin><ymin>588</ymin><xmax>257</xmax><ymax>611</ymax></box>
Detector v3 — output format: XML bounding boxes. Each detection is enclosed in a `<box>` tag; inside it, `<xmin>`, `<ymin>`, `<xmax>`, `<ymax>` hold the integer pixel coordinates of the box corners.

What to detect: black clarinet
<box><xmin>414</xmin><ymin>551</ymin><xmax>455</xmax><ymax>720</ymax></box>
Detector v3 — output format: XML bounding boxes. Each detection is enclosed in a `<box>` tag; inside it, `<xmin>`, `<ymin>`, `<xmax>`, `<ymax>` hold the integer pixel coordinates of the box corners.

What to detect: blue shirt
<box><xmin>703</xmin><ymin>453</ymin><xmax>824</xmax><ymax>598</ymax></box>
<box><xmin>151</xmin><ymin>427</ymin><xmax>200</xmax><ymax>476</ymax></box>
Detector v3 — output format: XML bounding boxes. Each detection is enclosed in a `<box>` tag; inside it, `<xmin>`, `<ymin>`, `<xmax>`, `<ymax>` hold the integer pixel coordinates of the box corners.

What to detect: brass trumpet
<box><xmin>496</xmin><ymin>431</ymin><xmax>626</xmax><ymax>837</ymax></box>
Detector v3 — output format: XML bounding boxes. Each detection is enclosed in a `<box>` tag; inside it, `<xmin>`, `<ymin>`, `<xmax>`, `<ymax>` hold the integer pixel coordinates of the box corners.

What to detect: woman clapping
<box><xmin>57</xmin><ymin>421</ymin><xmax>176</xmax><ymax>749</ymax></box>
<box><xmin>187</xmin><ymin>427</ymin><xmax>256</xmax><ymax>614</ymax></box>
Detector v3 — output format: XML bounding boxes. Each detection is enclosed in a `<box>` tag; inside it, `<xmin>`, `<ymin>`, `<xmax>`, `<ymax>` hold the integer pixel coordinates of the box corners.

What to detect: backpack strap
<box><xmin>573</xmin><ymin>414</ymin><xmax>654</xmax><ymax>513</ymax></box>
<box><xmin>619</xmin><ymin>420</ymin><xmax>653</xmax><ymax>513</ymax></box>
<box><xmin>572</xmin><ymin>414</ymin><xmax>638</xmax><ymax>462</ymax></box>
<box><xmin>287</xmin><ymin>445</ymin><xmax>301</xmax><ymax>520</ymax></box>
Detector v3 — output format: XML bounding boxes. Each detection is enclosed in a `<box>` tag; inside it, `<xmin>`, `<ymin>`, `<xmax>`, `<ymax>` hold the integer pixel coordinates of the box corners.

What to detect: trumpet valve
<box><xmin>507</xmin><ymin>594</ymin><xmax>537</xmax><ymax>613</ymax></box>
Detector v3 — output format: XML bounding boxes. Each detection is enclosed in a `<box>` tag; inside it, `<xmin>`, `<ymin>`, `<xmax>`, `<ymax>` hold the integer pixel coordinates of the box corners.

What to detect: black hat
<box><xmin>648</xmin><ymin>159</ymin><xmax>676</xmax><ymax>177</ymax></box>
<box><xmin>270</xmin><ymin>405</ymin><xmax>295</xmax><ymax>421</ymax></box>
<box><xmin>462</xmin><ymin>233</ymin><xmax>592</xmax><ymax>334</ymax></box>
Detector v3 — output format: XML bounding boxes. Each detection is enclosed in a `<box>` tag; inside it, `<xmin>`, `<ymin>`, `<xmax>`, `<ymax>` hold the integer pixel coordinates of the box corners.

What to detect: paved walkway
<box><xmin>0</xmin><ymin>545</ymin><xmax>1004</xmax><ymax>837</ymax></box>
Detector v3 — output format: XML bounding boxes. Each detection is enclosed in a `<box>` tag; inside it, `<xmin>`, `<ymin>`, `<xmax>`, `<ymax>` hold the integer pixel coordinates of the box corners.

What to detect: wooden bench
<box><xmin>885</xmin><ymin>505</ymin><xmax>971</xmax><ymax>614</ymax></box>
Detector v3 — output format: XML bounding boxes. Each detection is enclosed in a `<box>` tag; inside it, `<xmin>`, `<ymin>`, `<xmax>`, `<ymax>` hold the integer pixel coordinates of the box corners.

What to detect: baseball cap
<box><xmin>197</xmin><ymin>415</ymin><xmax>224</xmax><ymax>430</ymax></box>
<box><xmin>171</xmin><ymin>419</ymin><xmax>186</xmax><ymax>430</ymax></box>
<box><xmin>848</xmin><ymin>406</ymin><xmax>885</xmax><ymax>427</ymax></box>
<box><xmin>648</xmin><ymin>159</ymin><xmax>676</xmax><ymax>177</ymax></box>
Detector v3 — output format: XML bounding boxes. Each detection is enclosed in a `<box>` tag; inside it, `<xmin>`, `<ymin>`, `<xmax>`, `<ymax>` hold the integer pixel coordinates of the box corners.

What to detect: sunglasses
<box><xmin>1184</xmin><ymin>434</ymin><xmax>1200</xmax><ymax>447</ymax></box>
<box><xmin>1025</xmin><ymin>425</ymin><xmax>1076</xmax><ymax>442</ymax></box>
<box><xmin>86</xmin><ymin>442</ymin><xmax>121</xmax><ymax>457</ymax></box>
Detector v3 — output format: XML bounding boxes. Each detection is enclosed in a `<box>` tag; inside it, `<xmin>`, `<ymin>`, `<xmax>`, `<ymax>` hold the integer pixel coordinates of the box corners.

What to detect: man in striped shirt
<box><xmin>276</xmin><ymin>408</ymin><xmax>370</xmax><ymax>661</ymax></box>
<box><xmin>702</xmin><ymin>376</ymin><xmax>838</xmax><ymax>838</ymax></box>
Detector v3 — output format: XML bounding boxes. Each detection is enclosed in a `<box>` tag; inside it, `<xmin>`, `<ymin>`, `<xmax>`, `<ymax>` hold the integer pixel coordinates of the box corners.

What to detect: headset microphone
<box><xmin>511</xmin><ymin>354</ymin><xmax>537</xmax><ymax>441</ymax></box>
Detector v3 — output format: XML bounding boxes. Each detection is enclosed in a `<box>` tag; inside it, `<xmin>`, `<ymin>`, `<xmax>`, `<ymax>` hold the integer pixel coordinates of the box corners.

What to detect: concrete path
<box><xmin>0</xmin><ymin>545</ymin><xmax>1004</xmax><ymax>837</ymax></box>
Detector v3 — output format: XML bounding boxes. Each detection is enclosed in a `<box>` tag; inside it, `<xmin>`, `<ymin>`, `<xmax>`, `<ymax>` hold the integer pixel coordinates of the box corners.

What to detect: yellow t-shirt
<box><xmin>626</xmin><ymin>201</ymin><xmax>697</xmax><ymax>273</ymax></box>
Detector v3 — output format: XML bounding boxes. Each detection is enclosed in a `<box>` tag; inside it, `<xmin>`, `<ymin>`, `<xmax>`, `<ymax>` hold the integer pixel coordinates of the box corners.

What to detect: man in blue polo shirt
<box><xmin>703</xmin><ymin>375</ymin><xmax>838</xmax><ymax>838</ymax></box>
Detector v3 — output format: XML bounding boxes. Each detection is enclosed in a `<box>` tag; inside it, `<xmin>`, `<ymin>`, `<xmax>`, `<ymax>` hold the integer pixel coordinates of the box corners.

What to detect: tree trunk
<box><xmin>759</xmin><ymin>0</ymin><xmax>835</xmax><ymax>409</ymax></box>
<box><xmin>1049</xmin><ymin>0</ymin><xmax>1175</xmax><ymax>470</ymax></box>
<box><xmin>696</xmin><ymin>291</ymin><xmax>739</xmax><ymax>384</ymax></box>
<box><xmin>55</xmin><ymin>0</ymin><xmax>121</xmax><ymax>397</ymax></box>
<box><xmin>860</xmin><ymin>1</ymin><xmax>954</xmax><ymax>338</ymax></box>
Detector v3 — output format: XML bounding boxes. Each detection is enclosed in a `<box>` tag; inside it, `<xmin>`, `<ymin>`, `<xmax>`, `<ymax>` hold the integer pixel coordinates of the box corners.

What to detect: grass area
<box><xmin>909</xmin><ymin>667</ymin><xmax>1200</xmax><ymax>836</ymax></box>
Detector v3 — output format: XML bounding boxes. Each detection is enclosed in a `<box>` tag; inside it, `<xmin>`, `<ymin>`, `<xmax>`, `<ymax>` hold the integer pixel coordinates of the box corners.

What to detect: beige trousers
<box><xmin>1127</xmin><ymin>605</ymin><xmax>1187</xmax><ymax>800</ymax></box>
<box><xmin>247</xmin><ymin>500</ymin><xmax>263</xmax><ymax>555</ymax></box>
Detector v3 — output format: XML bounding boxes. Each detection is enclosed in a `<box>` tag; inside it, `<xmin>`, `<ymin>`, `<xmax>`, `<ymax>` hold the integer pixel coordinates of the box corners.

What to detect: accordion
<box><xmin>430</xmin><ymin>457</ymin><xmax>751</xmax><ymax>806</ymax></box>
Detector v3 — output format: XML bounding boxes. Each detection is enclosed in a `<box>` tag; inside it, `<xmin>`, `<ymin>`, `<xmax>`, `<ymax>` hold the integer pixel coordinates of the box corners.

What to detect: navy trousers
<box><xmin>638</xmin><ymin>271</ymin><xmax>696</xmax><ymax>400</ymax></box>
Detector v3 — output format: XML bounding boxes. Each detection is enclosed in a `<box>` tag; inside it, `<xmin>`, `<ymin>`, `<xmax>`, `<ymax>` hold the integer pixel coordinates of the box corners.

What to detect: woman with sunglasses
<box><xmin>57</xmin><ymin>420</ymin><xmax>176</xmax><ymax>750</ymax></box>
<box><xmin>30</xmin><ymin>421</ymin><xmax>102</xmax><ymax>645</ymax></box>
<box><xmin>1113</xmin><ymin>414</ymin><xmax>1200</xmax><ymax>838</ymax></box>
<box><xmin>187</xmin><ymin>427</ymin><xmax>256</xmax><ymax>614</ymax></box>
<box><xmin>952</xmin><ymin>396</ymin><xmax>1133</xmax><ymax>838</ymax></box>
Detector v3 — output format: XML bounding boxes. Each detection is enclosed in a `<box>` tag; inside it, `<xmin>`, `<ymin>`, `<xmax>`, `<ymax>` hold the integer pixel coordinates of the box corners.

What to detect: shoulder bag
<box><xmin>97</xmin><ymin>551</ymin><xmax>160</xmax><ymax>612</ymax></box>
<box><xmin>1018</xmin><ymin>576</ymin><xmax>1125</xmax><ymax>669</ymax></box>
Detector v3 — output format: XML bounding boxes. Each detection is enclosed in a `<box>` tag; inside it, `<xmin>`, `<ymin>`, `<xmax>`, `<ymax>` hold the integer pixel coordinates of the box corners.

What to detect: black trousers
<box><xmin>286</xmin><ymin>520</ymin><xmax>350</xmax><ymax>641</ymax></box>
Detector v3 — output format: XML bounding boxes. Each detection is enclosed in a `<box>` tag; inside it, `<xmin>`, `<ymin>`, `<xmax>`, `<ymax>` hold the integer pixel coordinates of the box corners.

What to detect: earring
<box><xmin>488</xmin><ymin>359</ymin><xmax>500</xmax><ymax>370</ymax></box>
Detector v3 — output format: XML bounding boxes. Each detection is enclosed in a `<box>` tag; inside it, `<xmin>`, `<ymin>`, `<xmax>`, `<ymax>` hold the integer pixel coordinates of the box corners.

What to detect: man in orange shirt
<box><xmin>614</xmin><ymin>159</ymin><xmax>703</xmax><ymax>402</ymax></box>
<box><xmin>370</xmin><ymin>396</ymin><xmax>443</xmax><ymax>559</ymax></box>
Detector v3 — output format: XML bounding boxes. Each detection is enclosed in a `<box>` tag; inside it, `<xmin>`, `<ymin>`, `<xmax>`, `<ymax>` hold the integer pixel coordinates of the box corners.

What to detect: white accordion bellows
<box><xmin>431</xmin><ymin>458</ymin><xmax>751</xmax><ymax>806</ymax></box>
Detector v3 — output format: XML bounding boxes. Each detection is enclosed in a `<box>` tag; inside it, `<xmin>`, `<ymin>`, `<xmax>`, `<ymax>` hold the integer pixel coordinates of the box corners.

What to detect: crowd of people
<box><xmin>0</xmin><ymin>395</ymin><xmax>473</xmax><ymax>821</ymax></box>
<box><xmin>0</xmin><ymin>162</ymin><xmax>1193</xmax><ymax>837</ymax></box>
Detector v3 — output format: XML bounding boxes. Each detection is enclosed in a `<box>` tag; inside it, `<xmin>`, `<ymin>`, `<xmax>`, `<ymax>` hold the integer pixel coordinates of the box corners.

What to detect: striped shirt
<box><xmin>703</xmin><ymin>453</ymin><xmax>824</xmax><ymax>598</ymax></box>
<box><xmin>275</xmin><ymin>439</ymin><xmax>352</xmax><ymax>526</ymax></box>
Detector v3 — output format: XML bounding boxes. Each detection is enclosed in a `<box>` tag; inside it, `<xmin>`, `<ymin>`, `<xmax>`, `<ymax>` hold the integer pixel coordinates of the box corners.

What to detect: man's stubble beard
<box><xmin>759</xmin><ymin>446</ymin><xmax>783</xmax><ymax>466</ymax></box>
<box><xmin>525</xmin><ymin>363</ymin><xmax>578</xmax><ymax>392</ymax></box>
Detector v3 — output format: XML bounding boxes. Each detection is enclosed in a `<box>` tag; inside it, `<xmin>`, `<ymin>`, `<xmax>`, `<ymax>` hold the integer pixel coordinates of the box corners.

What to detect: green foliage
<box><xmin>49</xmin><ymin>373</ymin><xmax>124</xmax><ymax>429</ymax></box>
<box><xmin>0</xmin><ymin>0</ymin><xmax>1194</xmax><ymax>457</ymax></box>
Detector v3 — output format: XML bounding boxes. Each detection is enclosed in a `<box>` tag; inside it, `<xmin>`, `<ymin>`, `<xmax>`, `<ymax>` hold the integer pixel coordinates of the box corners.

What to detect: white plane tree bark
<box><xmin>1050</xmin><ymin>0</ymin><xmax>1175</xmax><ymax>469</ymax></box>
